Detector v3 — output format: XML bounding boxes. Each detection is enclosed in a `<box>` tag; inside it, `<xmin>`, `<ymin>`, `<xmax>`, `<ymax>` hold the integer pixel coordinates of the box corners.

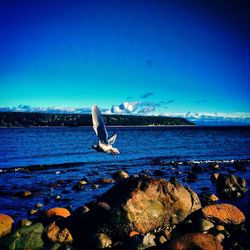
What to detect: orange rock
<box><xmin>0</xmin><ymin>214</ymin><xmax>14</xmax><ymax>238</ymax></box>
<box><xmin>45</xmin><ymin>221</ymin><xmax>73</xmax><ymax>244</ymax></box>
<box><xmin>101</xmin><ymin>178</ymin><xmax>114</xmax><ymax>184</ymax></box>
<box><xmin>169</xmin><ymin>233</ymin><xmax>223</xmax><ymax>250</ymax></box>
<box><xmin>202</xmin><ymin>203</ymin><xmax>245</xmax><ymax>225</ymax></box>
<box><xmin>23</xmin><ymin>191</ymin><xmax>32</xmax><ymax>197</ymax></box>
<box><xmin>98</xmin><ymin>176</ymin><xmax>201</xmax><ymax>234</ymax></box>
<box><xmin>209</xmin><ymin>194</ymin><xmax>219</xmax><ymax>202</ymax></box>
<box><xmin>211</xmin><ymin>173</ymin><xmax>219</xmax><ymax>182</ymax></box>
<box><xmin>46</xmin><ymin>207</ymin><xmax>71</xmax><ymax>218</ymax></box>
<box><xmin>129</xmin><ymin>231</ymin><xmax>139</xmax><ymax>237</ymax></box>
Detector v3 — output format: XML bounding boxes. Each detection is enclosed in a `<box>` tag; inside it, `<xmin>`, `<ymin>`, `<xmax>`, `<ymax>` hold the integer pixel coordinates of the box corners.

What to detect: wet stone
<box><xmin>198</xmin><ymin>219</ymin><xmax>214</xmax><ymax>232</ymax></box>
<box><xmin>112</xmin><ymin>170</ymin><xmax>129</xmax><ymax>180</ymax></box>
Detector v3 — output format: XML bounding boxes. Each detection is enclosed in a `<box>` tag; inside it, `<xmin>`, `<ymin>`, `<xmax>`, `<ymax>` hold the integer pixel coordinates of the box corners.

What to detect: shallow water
<box><xmin>0</xmin><ymin>126</ymin><xmax>250</xmax><ymax>219</ymax></box>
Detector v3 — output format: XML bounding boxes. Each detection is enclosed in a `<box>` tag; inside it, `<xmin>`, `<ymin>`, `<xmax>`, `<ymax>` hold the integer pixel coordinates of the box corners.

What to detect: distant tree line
<box><xmin>0</xmin><ymin>112</ymin><xmax>194</xmax><ymax>127</ymax></box>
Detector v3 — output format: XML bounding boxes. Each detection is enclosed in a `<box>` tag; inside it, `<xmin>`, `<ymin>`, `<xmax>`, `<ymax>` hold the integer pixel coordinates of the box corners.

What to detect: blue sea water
<box><xmin>0</xmin><ymin>126</ymin><xmax>250</xmax><ymax>219</ymax></box>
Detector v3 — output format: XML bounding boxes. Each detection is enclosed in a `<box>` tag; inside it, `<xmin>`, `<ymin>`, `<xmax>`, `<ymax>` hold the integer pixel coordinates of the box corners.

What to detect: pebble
<box><xmin>215</xmin><ymin>225</ymin><xmax>225</xmax><ymax>231</ymax></box>
<box><xmin>23</xmin><ymin>191</ymin><xmax>32</xmax><ymax>197</ymax></box>
<box><xmin>54</xmin><ymin>195</ymin><xmax>61</xmax><ymax>200</ymax></box>
<box><xmin>21</xmin><ymin>219</ymin><xmax>32</xmax><ymax>226</ymax></box>
<box><xmin>212</xmin><ymin>164</ymin><xmax>220</xmax><ymax>170</ymax></box>
<box><xmin>35</xmin><ymin>203</ymin><xmax>43</xmax><ymax>208</ymax></box>
<box><xmin>112</xmin><ymin>170</ymin><xmax>129</xmax><ymax>180</ymax></box>
<box><xmin>93</xmin><ymin>233</ymin><xmax>112</xmax><ymax>249</ymax></box>
<box><xmin>216</xmin><ymin>233</ymin><xmax>225</xmax><ymax>242</ymax></box>
<box><xmin>92</xmin><ymin>184</ymin><xmax>99</xmax><ymax>189</ymax></box>
<box><xmin>74</xmin><ymin>205</ymin><xmax>90</xmax><ymax>215</ymax></box>
<box><xmin>209</xmin><ymin>194</ymin><xmax>219</xmax><ymax>202</ymax></box>
<box><xmin>79</xmin><ymin>180</ymin><xmax>87</xmax><ymax>185</ymax></box>
<box><xmin>158</xmin><ymin>235</ymin><xmax>167</xmax><ymax>244</ymax></box>
<box><xmin>142</xmin><ymin>233</ymin><xmax>156</xmax><ymax>248</ymax></box>
<box><xmin>29</xmin><ymin>209</ymin><xmax>38</xmax><ymax>215</ymax></box>
<box><xmin>100</xmin><ymin>178</ymin><xmax>114</xmax><ymax>184</ymax></box>
<box><xmin>211</xmin><ymin>173</ymin><xmax>219</xmax><ymax>182</ymax></box>
<box><xmin>198</xmin><ymin>219</ymin><xmax>214</xmax><ymax>232</ymax></box>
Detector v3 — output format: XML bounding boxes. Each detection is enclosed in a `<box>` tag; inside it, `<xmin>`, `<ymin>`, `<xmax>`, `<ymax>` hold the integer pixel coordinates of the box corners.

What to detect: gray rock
<box><xmin>198</xmin><ymin>219</ymin><xmax>214</xmax><ymax>232</ymax></box>
<box><xmin>2</xmin><ymin>223</ymin><xmax>44</xmax><ymax>250</ymax></box>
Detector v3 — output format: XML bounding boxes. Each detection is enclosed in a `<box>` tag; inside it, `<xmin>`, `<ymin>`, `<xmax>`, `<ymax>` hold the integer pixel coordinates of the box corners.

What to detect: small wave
<box><xmin>151</xmin><ymin>158</ymin><xmax>250</xmax><ymax>166</ymax></box>
<box><xmin>0</xmin><ymin>162</ymin><xmax>85</xmax><ymax>173</ymax></box>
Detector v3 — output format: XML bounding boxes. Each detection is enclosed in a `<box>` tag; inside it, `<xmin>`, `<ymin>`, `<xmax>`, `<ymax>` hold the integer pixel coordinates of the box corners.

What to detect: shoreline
<box><xmin>1</xmin><ymin>124</ymin><xmax>250</xmax><ymax>129</ymax></box>
<box><xmin>0</xmin><ymin>158</ymin><xmax>249</xmax><ymax>249</ymax></box>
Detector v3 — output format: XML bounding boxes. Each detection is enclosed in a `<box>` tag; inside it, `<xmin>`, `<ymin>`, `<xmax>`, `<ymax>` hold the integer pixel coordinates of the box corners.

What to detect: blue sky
<box><xmin>0</xmin><ymin>0</ymin><xmax>250</xmax><ymax>124</ymax></box>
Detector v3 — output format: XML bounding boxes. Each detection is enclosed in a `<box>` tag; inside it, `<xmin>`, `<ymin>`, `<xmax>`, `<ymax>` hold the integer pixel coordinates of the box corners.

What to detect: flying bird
<box><xmin>91</xmin><ymin>105</ymin><xmax>120</xmax><ymax>155</ymax></box>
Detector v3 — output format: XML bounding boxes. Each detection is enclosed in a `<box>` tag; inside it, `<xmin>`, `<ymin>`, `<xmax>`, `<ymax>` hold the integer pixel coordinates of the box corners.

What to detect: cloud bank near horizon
<box><xmin>0</xmin><ymin>104</ymin><xmax>250</xmax><ymax>125</ymax></box>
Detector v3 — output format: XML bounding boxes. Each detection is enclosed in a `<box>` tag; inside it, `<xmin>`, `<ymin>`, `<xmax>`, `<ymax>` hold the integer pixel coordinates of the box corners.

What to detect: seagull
<box><xmin>91</xmin><ymin>105</ymin><xmax>120</xmax><ymax>155</ymax></box>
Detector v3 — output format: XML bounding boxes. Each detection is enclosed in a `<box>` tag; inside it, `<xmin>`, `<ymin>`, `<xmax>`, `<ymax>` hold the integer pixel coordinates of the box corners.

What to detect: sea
<box><xmin>0</xmin><ymin>126</ymin><xmax>250</xmax><ymax>220</ymax></box>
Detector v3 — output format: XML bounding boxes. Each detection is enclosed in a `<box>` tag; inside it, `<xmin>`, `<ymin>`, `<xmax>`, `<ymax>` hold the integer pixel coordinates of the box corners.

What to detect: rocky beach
<box><xmin>0</xmin><ymin>159</ymin><xmax>249</xmax><ymax>250</ymax></box>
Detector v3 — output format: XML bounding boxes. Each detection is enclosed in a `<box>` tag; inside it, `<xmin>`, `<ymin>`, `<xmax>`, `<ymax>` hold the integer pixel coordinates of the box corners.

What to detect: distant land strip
<box><xmin>0</xmin><ymin>112</ymin><xmax>194</xmax><ymax>127</ymax></box>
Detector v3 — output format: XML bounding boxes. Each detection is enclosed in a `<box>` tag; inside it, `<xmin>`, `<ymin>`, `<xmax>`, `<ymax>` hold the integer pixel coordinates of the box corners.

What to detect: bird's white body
<box><xmin>99</xmin><ymin>142</ymin><xmax>120</xmax><ymax>154</ymax></box>
<box><xmin>91</xmin><ymin>105</ymin><xmax>120</xmax><ymax>155</ymax></box>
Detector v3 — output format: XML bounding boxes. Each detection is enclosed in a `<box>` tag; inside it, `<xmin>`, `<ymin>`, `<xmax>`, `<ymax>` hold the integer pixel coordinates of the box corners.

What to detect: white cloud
<box><xmin>110</xmin><ymin>101</ymin><xmax>158</xmax><ymax>115</ymax></box>
<box><xmin>164</xmin><ymin>111</ymin><xmax>250</xmax><ymax>125</ymax></box>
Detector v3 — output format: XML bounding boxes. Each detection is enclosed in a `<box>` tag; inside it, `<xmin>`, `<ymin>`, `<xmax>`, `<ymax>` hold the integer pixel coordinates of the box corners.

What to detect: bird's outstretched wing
<box><xmin>108</xmin><ymin>133</ymin><xmax>117</xmax><ymax>145</ymax></box>
<box><xmin>92</xmin><ymin>105</ymin><xmax>108</xmax><ymax>143</ymax></box>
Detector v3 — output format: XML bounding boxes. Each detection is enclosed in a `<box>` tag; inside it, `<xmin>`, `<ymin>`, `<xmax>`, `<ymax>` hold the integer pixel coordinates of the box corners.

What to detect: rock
<box><xmin>212</xmin><ymin>163</ymin><xmax>220</xmax><ymax>170</ymax></box>
<box><xmin>100</xmin><ymin>178</ymin><xmax>115</xmax><ymax>184</ymax></box>
<box><xmin>23</xmin><ymin>190</ymin><xmax>32</xmax><ymax>197</ymax></box>
<box><xmin>46</xmin><ymin>207</ymin><xmax>71</xmax><ymax>218</ymax></box>
<box><xmin>0</xmin><ymin>214</ymin><xmax>14</xmax><ymax>238</ymax></box>
<box><xmin>35</xmin><ymin>203</ymin><xmax>43</xmax><ymax>208</ymax></box>
<box><xmin>216</xmin><ymin>174</ymin><xmax>247</xmax><ymax>199</ymax></box>
<box><xmin>202</xmin><ymin>203</ymin><xmax>245</xmax><ymax>225</ymax></box>
<box><xmin>209</xmin><ymin>194</ymin><xmax>219</xmax><ymax>202</ymax></box>
<box><xmin>92</xmin><ymin>176</ymin><xmax>201</xmax><ymax>236</ymax></box>
<box><xmin>74</xmin><ymin>205</ymin><xmax>90</xmax><ymax>216</ymax></box>
<box><xmin>20</xmin><ymin>219</ymin><xmax>32</xmax><ymax>227</ymax></box>
<box><xmin>112</xmin><ymin>170</ymin><xmax>129</xmax><ymax>180</ymax></box>
<box><xmin>198</xmin><ymin>219</ymin><xmax>214</xmax><ymax>232</ymax></box>
<box><xmin>73</xmin><ymin>180</ymin><xmax>87</xmax><ymax>191</ymax></box>
<box><xmin>199</xmin><ymin>192</ymin><xmax>218</xmax><ymax>206</ymax></box>
<box><xmin>96</xmin><ymin>201</ymin><xmax>111</xmax><ymax>211</ymax></box>
<box><xmin>215</xmin><ymin>225</ymin><xmax>225</xmax><ymax>231</ymax></box>
<box><xmin>92</xmin><ymin>233</ymin><xmax>112</xmax><ymax>249</ymax></box>
<box><xmin>168</xmin><ymin>233</ymin><xmax>223</xmax><ymax>250</ymax></box>
<box><xmin>92</xmin><ymin>184</ymin><xmax>99</xmax><ymax>189</ymax></box>
<box><xmin>141</xmin><ymin>233</ymin><xmax>156</xmax><ymax>249</ymax></box>
<box><xmin>54</xmin><ymin>195</ymin><xmax>61</xmax><ymax>200</ymax></box>
<box><xmin>45</xmin><ymin>221</ymin><xmax>73</xmax><ymax>244</ymax></box>
<box><xmin>79</xmin><ymin>180</ymin><xmax>88</xmax><ymax>185</ymax></box>
<box><xmin>30</xmin><ymin>209</ymin><xmax>38</xmax><ymax>215</ymax></box>
<box><xmin>211</xmin><ymin>173</ymin><xmax>219</xmax><ymax>182</ymax></box>
<box><xmin>216</xmin><ymin>233</ymin><xmax>225</xmax><ymax>242</ymax></box>
<box><xmin>158</xmin><ymin>235</ymin><xmax>167</xmax><ymax>244</ymax></box>
<box><xmin>49</xmin><ymin>243</ymin><xmax>61</xmax><ymax>250</ymax></box>
<box><xmin>2</xmin><ymin>223</ymin><xmax>44</xmax><ymax>250</ymax></box>
<box><xmin>130</xmin><ymin>231</ymin><xmax>140</xmax><ymax>237</ymax></box>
